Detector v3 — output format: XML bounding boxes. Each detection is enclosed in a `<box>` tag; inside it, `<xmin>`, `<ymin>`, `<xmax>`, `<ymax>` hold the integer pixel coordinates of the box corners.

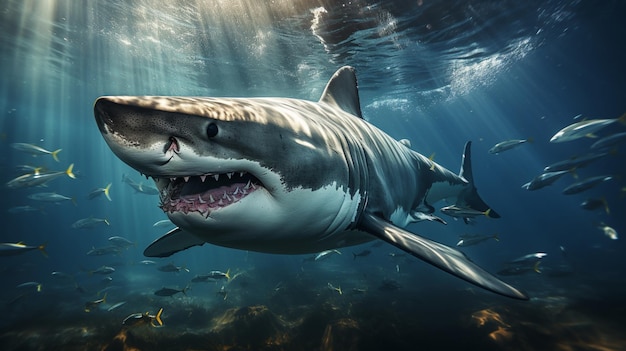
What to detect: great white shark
<box><xmin>94</xmin><ymin>66</ymin><xmax>528</xmax><ymax>300</ymax></box>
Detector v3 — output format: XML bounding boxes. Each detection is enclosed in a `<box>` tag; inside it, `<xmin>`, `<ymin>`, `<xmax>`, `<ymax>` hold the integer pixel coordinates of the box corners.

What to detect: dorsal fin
<box><xmin>319</xmin><ymin>66</ymin><xmax>363</xmax><ymax>119</ymax></box>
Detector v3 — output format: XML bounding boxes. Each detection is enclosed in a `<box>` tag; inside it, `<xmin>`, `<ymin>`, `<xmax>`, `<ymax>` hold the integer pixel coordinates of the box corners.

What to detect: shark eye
<box><xmin>206</xmin><ymin>123</ymin><xmax>218</xmax><ymax>138</ymax></box>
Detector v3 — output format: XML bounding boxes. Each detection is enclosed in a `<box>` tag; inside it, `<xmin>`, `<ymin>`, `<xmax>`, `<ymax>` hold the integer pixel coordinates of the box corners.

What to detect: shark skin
<box><xmin>94</xmin><ymin>66</ymin><xmax>527</xmax><ymax>300</ymax></box>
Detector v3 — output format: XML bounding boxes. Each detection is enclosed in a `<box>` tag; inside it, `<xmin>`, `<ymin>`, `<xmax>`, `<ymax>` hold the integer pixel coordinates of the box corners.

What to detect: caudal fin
<box><xmin>458</xmin><ymin>141</ymin><xmax>501</xmax><ymax>218</ymax></box>
<box><xmin>104</xmin><ymin>183</ymin><xmax>112</xmax><ymax>201</ymax></box>
<box><xmin>51</xmin><ymin>149</ymin><xmax>62</xmax><ymax>162</ymax></box>
<box><xmin>153</xmin><ymin>308</ymin><xmax>164</xmax><ymax>327</ymax></box>
<box><xmin>38</xmin><ymin>243</ymin><xmax>48</xmax><ymax>258</ymax></box>
<box><xmin>65</xmin><ymin>163</ymin><xmax>76</xmax><ymax>179</ymax></box>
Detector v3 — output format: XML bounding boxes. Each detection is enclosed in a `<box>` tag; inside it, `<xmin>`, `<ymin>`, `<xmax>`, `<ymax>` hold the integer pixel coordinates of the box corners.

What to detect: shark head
<box><xmin>94</xmin><ymin>68</ymin><xmax>367</xmax><ymax>253</ymax></box>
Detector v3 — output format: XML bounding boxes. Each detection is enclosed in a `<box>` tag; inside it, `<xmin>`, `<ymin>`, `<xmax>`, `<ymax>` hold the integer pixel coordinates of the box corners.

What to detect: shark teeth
<box><xmin>156</xmin><ymin>171</ymin><xmax>262</xmax><ymax>217</ymax></box>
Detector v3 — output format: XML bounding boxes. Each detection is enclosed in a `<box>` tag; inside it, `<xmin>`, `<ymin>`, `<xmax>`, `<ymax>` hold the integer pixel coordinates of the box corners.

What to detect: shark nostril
<box><xmin>165</xmin><ymin>136</ymin><xmax>180</xmax><ymax>154</ymax></box>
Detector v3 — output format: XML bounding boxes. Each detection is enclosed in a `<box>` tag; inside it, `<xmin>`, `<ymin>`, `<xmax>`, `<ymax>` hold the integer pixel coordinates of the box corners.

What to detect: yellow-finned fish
<box><xmin>550</xmin><ymin>113</ymin><xmax>626</xmax><ymax>143</ymax></box>
<box><xmin>84</xmin><ymin>293</ymin><xmax>107</xmax><ymax>312</ymax></box>
<box><xmin>0</xmin><ymin>242</ymin><xmax>47</xmax><ymax>257</ymax></box>
<box><xmin>88</xmin><ymin>183</ymin><xmax>112</xmax><ymax>201</ymax></box>
<box><xmin>489</xmin><ymin>138</ymin><xmax>533</xmax><ymax>154</ymax></box>
<box><xmin>71</xmin><ymin>216</ymin><xmax>110</xmax><ymax>229</ymax></box>
<box><xmin>10</xmin><ymin>143</ymin><xmax>62</xmax><ymax>162</ymax></box>
<box><xmin>123</xmin><ymin>308</ymin><xmax>164</xmax><ymax>327</ymax></box>
<box><xmin>5</xmin><ymin>164</ymin><xmax>75</xmax><ymax>189</ymax></box>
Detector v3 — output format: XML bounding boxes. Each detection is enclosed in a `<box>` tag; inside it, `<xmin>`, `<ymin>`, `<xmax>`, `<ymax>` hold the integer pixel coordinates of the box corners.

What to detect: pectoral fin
<box><xmin>358</xmin><ymin>213</ymin><xmax>528</xmax><ymax>300</ymax></box>
<box><xmin>144</xmin><ymin>227</ymin><xmax>206</xmax><ymax>257</ymax></box>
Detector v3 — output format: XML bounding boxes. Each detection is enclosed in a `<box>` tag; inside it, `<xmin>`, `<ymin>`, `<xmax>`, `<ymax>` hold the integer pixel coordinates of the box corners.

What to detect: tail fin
<box><xmin>65</xmin><ymin>163</ymin><xmax>76</xmax><ymax>179</ymax></box>
<box><xmin>38</xmin><ymin>243</ymin><xmax>48</xmax><ymax>258</ymax></box>
<box><xmin>533</xmin><ymin>261</ymin><xmax>542</xmax><ymax>274</ymax></box>
<box><xmin>51</xmin><ymin>149</ymin><xmax>62</xmax><ymax>162</ymax></box>
<box><xmin>225</xmin><ymin>269</ymin><xmax>231</xmax><ymax>281</ymax></box>
<box><xmin>104</xmin><ymin>183</ymin><xmax>112</xmax><ymax>201</ymax></box>
<box><xmin>458</xmin><ymin>141</ymin><xmax>501</xmax><ymax>218</ymax></box>
<box><xmin>152</xmin><ymin>308</ymin><xmax>164</xmax><ymax>327</ymax></box>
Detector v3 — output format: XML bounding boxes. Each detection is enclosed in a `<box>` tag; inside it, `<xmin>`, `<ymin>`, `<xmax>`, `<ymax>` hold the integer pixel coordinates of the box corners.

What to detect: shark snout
<box><xmin>94</xmin><ymin>97</ymin><xmax>115</xmax><ymax>135</ymax></box>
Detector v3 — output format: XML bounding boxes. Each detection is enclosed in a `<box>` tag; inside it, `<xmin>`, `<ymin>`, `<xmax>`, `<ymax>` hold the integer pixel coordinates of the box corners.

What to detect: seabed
<box><xmin>1</xmin><ymin>276</ymin><xmax>624</xmax><ymax>351</ymax></box>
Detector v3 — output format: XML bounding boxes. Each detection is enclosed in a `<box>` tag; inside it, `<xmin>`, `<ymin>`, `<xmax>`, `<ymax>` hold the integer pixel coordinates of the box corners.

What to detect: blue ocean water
<box><xmin>1</xmin><ymin>0</ymin><xmax>625</xmax><ymax>350</ymax></box>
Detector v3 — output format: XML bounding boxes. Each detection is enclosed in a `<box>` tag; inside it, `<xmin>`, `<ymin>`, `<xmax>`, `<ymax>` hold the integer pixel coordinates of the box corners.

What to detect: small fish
<box><xmin>157</xmin><ymin>263</ymin><xmax>190</xmax><ymax>273</ymax></box>
<box><xmin>440</xmin><ymin>205</ymin><xmax>493</xmax><ymax>222</ymax></box>
<box><xmin>28</xmin><ymin>192</ymin><xmax>75</xmax><ymax>205</ymax></box>
<box><xmin>123</xmin><ymin>308</ymin><xmax>164</xmax><ymax>327</ymax></box>
<box><xmin>497</xmin><ymin>262</ymin><xmax>542</xmax><ymax>276</ymax></box>
<box><xmin>543</xmin><ymin>152</ymin><xmax>608</xmax><ymax>173</ymax></box>
<box><xmin>107</xmin><ymin>301</ymin><xmax>126</xmax><ymax>312</ymax></box>
<box><xmin>108</xmin><ymin>236</ymin><xmax>135</xmax><ymax>249</ymax></box>
<box><xmin>154</xmin><ymin>286</ymin><xmax>188</xmax><ymax>297</ymax></box>
<box><xmin>90</xmin><ymin>266</ymin><xmax>115</xmax><ymax>275</ymax></box>
<box><xmin>84</xmin><ymin>293</ymin><xmax>107</xmax><ymax>312</ymax></box>
<box><xmin>550</xmin><ymin>114</ymin><xmax>626</xmax><ymax>143</ymax></box>
<box><xmin>16</xmin><ymin>282</ymin><xmax>43</xmax><ymax>292</ymax></box>
<box><xmin>122</xmin><ymin>174</ymin><xmax>159</xmax><ymax>195</ymax></box>
<box><xmin>51</xmin><ymin>271</ymin><xmax>73</xmax><ymax>280</ymax></box>
<box><xmin>521</xmin><ymin>171</ymin><xmax>569</xmax><ymax>191</ymax></box>
<box><xmin>598</xmin><ymin>223</ymin><xmax>618</xmax><ymax>240</ymax></box>
<box><xmin>488</xmin><ymin>138</ymin><xmax>532</xmax><ymax>154</ymax></box>
<box><xmin>314</xmin><ymin>249</ymin><xmax>341</xmax><ymax>261</ymax></box>
<box><xmin>509</xmin><ymin>252</ymin><xmax>547</xmax><ymax>265</ymax></box>
<box><xmin>71</xmin><ymin>216</ymin><xmax>110</xmax><ymax>229</ymax></box>
<box><xmin>86</xmin><ymin>246</ymin><xmax>122</xmax><ymax>256</ymax></box>
<box><xmin>562</xmin><ymin>175</ymin><xmax>612</xmax><ymax>195</ymax></box>
<box><xmin>7</xmin><ymin>205</ymin><xmax>40</xmax><ymax>214</ymax></box>
<box><xmin>590</xmin><ymin>131</ymin><xmax>626</xmax><ymax>150</ymax></box>
<box><xmin>0</xmin><ymin>242</ymin><xmax>47</xmax><ymax>257</ymax></box>
<box><xmin>139</xmin><ymin>260</ymin><xmax>156</xmax><ymax>265</ymax></box>
<box><xmin>456</xmin><ymin>234</ymin><xmax>499</xmax><ymax>247</ymax></box>
<box><xmin>352</xmin><ymin>249</ymin><xmax>371</xmax><ymax>260</ymax></box>
<box><xmin>327</xmin><ymin>283</ymin><xmax>342</xmax><ymax>295</ymax></box>
<box><xmin>136</xmin><ymin>183</ymin><xmax>159</xmax><ymax>195</ymax></box>
<box><xmin>88</xmin><ymin>183</ymin><xmax>112</xmax><ymax>201</ymax></box>
<box><xmin>410</xmin><ymin>211</ymin><xmax>447</xmax><ymax>224</ymax></box>
<box><xmin>152</xmin><ymin>219</ymin><xmax>174</xmax><ymax>227</ymax></box>
<box><xmin>10</xmin><ymin>143</ymin><xmax>62</xmax><ymax>162</ymax></box>
<box><xmin>205</xmin><ymin>269</ymin><xmax>230</xmax><ymax>280</ymax></box>
<box><xmin>580</xmin><ymin>198</ymin><xmax>610</xmax><ymax>214</ymax></box>
<box><xmin>5</xmin><ymin>164</ymin><xmax>75</xmax><ymax>189</ymax></box>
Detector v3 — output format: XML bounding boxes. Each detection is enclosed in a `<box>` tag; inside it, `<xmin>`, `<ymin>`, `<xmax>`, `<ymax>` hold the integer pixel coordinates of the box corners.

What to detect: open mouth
<box><xmin>155</xmin><ymin>171</ymin><xmax>262</xmax><ymax>217</ymax></box>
